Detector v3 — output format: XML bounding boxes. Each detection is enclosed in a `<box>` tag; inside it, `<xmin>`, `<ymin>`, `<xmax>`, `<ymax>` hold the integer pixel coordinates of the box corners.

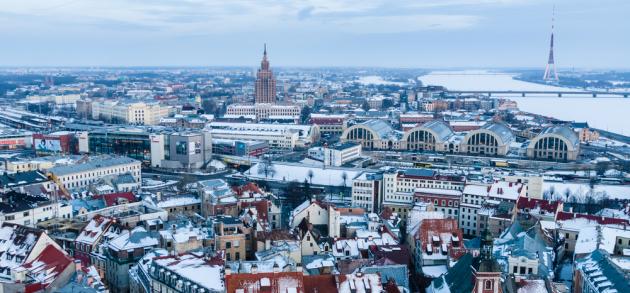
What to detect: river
<box><xmin>418</xmin><ymin>71</ymin><xmax>630</xmax><ymax>135</ymax></box>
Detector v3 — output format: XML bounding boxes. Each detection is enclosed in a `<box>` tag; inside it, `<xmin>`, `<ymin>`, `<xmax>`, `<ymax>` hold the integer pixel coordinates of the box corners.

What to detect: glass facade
<box><xmin>88</xmin><ymin>131</ymin><xmax>152</xmax><ymax>163</ymax></box>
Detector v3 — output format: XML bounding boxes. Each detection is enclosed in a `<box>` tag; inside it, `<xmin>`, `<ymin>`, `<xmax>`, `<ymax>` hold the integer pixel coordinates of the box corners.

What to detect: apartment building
<box><xmin>92</xmin><ymin>100</ymin><xmax>171</xmax><ymax>125</ymax></box>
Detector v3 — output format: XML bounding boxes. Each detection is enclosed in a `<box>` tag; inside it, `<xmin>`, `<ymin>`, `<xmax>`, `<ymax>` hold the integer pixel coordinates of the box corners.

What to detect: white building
<box><xmin>207</xmin><ymin>122</ymin><xmax>319</xmax><ymax>149</ymax></box>
<box><xmin>351</xmin><ymin>172</ymin><xmax>383</xmax><ymax>213</ymax></box>
<box><xmin>226</xmin><ymin>103</ymin><xmax>300</xmax><ymax>122</ymax></box>
<box><xmin>0</xmin><ymin>192</ymin><xmax>73</xmax><ymax>227</ymax></box>
<box><xmin>323</xmin><ymin>142</ymin><xmax>361</xmax><ymax>167</ymax></box>
<box><xmin>380</xmin><ymin>169</ymin><xmax>465</xmax><ymax>219</ymax></box>
<box><xmin>91</xmin><ymin>100</ymin><xmax>171</xmax><ymax>125</ymax></box>
<box><xmin>47</xmin><ymin>156</ymin><xmax>141</xmax><ymax>191</ymax></box>
<box><xmin>26</xmin><ymin>94</ymin><xmax>82</xmax><ymax>106</ymax></box>
<box><xmin>459</xmin><ymin>184</ymin><xmax>489</xmax><ymax>236</ymax></box>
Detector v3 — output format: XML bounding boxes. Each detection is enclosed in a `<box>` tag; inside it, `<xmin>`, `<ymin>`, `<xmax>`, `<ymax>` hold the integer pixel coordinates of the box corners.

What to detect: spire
<box><xmin>543</xmin><ymin>5</ymin><xmax>559</xmax><ymax>81</ymax></box>
<box><xmin>261</xmin><ymin>43</ymin><xmax>270</xmax><ymax>70</ymax></box>
<box><xmin>480</xmin><ymin>216</ymin><xmax>493</xmax><ymax>260</ymax></box>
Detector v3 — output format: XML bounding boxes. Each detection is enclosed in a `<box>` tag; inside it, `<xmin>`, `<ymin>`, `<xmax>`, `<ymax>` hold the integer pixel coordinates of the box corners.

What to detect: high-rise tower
<box><xmin>543</xmin><ymin>7</ymin><xmax>559</xmax><ymax>82</ymax></box>
<box><xmin>255</xmin><ymin>44</ymin><xmax>277</xmax><ymax>104</ymax></box>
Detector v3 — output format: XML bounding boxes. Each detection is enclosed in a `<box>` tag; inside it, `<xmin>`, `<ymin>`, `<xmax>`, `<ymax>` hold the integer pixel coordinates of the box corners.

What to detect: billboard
<box><xmin>175</xmin><ymin>141</ymin><xmax>188</xmax><ymax>155</ymax></box>
<box><xmin>34</xmin><ymin>138</ymin><xmax>62</xmax><ymax>152</ymax></box>
<box><xmin>189</xmin><ymin>141</ymin><xmax>201</xmax><ymax>155</ymax></box>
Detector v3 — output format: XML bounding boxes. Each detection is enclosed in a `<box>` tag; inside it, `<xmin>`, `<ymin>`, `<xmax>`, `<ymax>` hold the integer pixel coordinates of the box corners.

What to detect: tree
<box><xmin>300</xmin><ymin>106</ymin><xmax>312</xmax><ymax>124</ymax></box>
<box><xmin>361</xmin><ymin>100</ymin><xmax>370</xmax><ymax>111</ymax></box>
<box><xmin>202</xmin><ymin>98</ymin><xmax>219</xmax><ymax>115</ymax></box>
<box><xmin>595</xmin><ymin>161</ymin><xmax>610</xmax><ymax>176</ymax></box>
<box><xmin>258</xmin><ymin>157</ymin><xmax>275</xmax><ymax>178</ymax></box>
<box><xmin>303</xmin><ymin>179</ymin><xmax>313</xmax><ymax>201</ymax></box>
<box><xmin>307</xmin><ymin>169</ymin><xmax>314</xmax><ymax>185</ymax></box>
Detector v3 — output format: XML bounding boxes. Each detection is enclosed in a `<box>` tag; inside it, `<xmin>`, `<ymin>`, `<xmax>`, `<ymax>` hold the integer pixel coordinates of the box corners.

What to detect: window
<box><xmin>527</xmin><ymin>268</ymin><xmax>532</xmax><ymax>274</ymax></box>
<box><xmin>225</xmin><ymin>242</ymin><xmax>231</xmax><ymax>249</ymax></box>
<box><xmin>484</xmin><ymin>280</ymin><xmax>492</xmax><ymax>290</ymax></box>
<box><xmin>519</xmin><ymin>267</ymin><xmax>526</xmax><ymax>274</ymax></box>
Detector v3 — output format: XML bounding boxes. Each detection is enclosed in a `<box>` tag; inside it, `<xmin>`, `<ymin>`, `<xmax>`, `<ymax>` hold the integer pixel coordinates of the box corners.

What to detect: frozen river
<box><xmin>419</xmin><ymin>71</ymin><xmax>630</xmax><ymax>135</ymax></box>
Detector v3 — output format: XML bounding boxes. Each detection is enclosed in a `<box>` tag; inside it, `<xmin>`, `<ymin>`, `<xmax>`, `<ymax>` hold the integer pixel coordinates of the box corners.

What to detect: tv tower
<box><xmin>543</xmin><ymin>6</ymin><xmax>559</xmax><ymax>81</ymax></box>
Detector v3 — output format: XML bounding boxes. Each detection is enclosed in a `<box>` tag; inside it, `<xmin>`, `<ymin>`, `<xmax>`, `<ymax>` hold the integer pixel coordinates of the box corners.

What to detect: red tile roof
<box><xmin>225</xmin><ymin>271</ymin><xmax>304</xmax><ymax>293</ymax></box>
<box><xmin>94</xmin><ymin>192</ymin><xmax>136</xmax><ymax>207</ymax></box>
<box><xmin>556</xmin><ymin>211</ymin><xmax>630</xmax><ymax>225</ymax></box>
<box><xmin>22</xmin><ymin>244</ymin><xmax>74</xmax><ymax>293</ymax></box>
<box><xmin>516</xmin><ymin>197</ymin><xmax>560</xmax><ymax>214</ymax></box>
<box><xmin>417</xmin><ymin>219</ymin><xmax>464</xmax><ymax>259</ymax></box>
<box><xmin>369</xmin><ymin>245</ymin><xmax>411</xmax><ymax>266</ymax></box>
<box><xmin>303</xmin><ymin>275</ymin><xmax>338</xmax><ymax>293</ymax></box>
<box><xmin>241</xmin><ymin>200</ymin><xmax>270</xmax><ymax>225</ymax></box>
<box><xmin>233</xmin><ymin>182</ymin><xmax>264</xmax><ymax>196</ymax></box>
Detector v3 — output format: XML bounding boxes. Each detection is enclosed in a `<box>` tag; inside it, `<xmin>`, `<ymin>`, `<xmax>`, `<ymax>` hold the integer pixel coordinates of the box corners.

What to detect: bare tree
<box><xmin>307</xmin><ymin>169</ymin><xmax>314</xmax><ymax>185</ymax></box>
<box><xmin>258</xmin><ymin>157</ymin><xmax>275</xmax><ymax>178</ymax></box>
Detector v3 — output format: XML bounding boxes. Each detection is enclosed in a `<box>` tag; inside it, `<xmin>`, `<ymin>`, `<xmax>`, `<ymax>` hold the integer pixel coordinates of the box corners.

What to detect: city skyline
<box><xmin>1</xmin><ymin>0</ymin><xmax>629</xmax><ymax>69</ymax></box>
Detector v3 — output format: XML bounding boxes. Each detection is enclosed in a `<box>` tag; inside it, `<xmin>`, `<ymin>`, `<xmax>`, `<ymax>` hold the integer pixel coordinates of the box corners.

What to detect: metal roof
<box><xmin>48</xmin><ymin>156</ymin><xmax>139</xmax><ymax>176</ymax></box>
<box><xmin>539</xmin><ymin>125</ymin><xmax>579</xmax><ymax>147</ymax></box>
<box><xmin>361</xmin><ymin>119</ymin><xmax>396</xmax><ymax>140</ymax></box>
<box><xmin>421</xmin><ymin>120</ymin><xmax>454</xmax><ymax>141</ymax></box>
<box><xmin>481</xmin><ymin>122</ymin><xmax>515</xmax><ymax>144</ymax></box>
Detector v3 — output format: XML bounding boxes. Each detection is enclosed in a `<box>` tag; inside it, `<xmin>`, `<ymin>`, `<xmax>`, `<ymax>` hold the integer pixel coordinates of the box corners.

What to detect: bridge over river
<box><xmin>445</xmin><ymin>90</ymin><xmax>630</xmax><ymax>98</ymax></box>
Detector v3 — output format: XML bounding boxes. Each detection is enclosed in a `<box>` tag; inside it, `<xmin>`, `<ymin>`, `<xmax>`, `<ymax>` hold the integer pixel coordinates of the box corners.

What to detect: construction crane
<box><xmin>47</xmin><ymin>172</ymin><xmax>71</xmax><ymax>199</ymax></box>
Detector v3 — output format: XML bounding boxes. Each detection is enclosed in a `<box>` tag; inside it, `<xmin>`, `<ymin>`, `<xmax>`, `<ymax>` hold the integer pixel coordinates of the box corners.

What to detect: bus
<box><xmin>414</xmin><ymin>162</ymin><xmax>433</xmax><ymax>168</ymax></box>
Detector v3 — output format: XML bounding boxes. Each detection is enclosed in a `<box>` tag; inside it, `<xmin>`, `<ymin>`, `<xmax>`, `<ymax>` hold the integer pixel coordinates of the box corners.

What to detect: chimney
<box><xmin>172</xmin><ymin>224</ymin><xmax>177</xmax><ymax>234</ymax></box>
<box><xmin>74</xmin><ymin>259</ymin><xmax>82</xmax><ymax>273</ymax></box>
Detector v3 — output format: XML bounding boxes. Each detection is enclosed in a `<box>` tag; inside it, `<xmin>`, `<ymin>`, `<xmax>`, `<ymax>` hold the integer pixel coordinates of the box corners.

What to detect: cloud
<box><xmin>0</xmin><ymin>0</ymin><xmax>512</xmax><ymax>35</ymax></box>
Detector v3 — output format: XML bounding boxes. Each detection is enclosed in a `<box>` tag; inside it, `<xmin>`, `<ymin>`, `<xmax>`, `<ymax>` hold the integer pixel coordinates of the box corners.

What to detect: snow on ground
<box><xmin>356</xmin><ymin>76</ymin><xmax>405</xmax><ymax>86</ymax></box>
<box><xmin>417</xmin><ymin>71</ymin><xmax>630</xmax><ymax>135</ymax></box>
<box><xmin>422</xmin><ymin>265</ymin><xmax>448</xmax><ymax>278</ymax></box>
<box><xmin>590</xmin><ymin>137</ymin><xmax>630</xmax><ymax>148</ymax></box>
<box><xmin>574</xmin><ymin>226</ymin><xmax>598</xmax><ymax>255</ymax></box>
<box><xmin>543</xmin><ymin>181</ymin><xmax>630</xmax><ymax>201</ymax></box>
<box><xmin>418</xmin><ymin>70</ymin><xmax>573</xmax><ymax>91</ymax></box>
<box><xmin>510</xmin><ymin>97</ymin><xmax>630</xmax><ymax>135</ymax></box>
<box><xmin>244</xmin><ymin>162</ymin><xmax>363</xmax><ymax>186</ymax></box>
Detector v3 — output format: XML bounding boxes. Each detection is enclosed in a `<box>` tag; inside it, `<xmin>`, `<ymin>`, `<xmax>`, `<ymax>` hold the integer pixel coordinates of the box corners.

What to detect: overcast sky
<box><xmin>1</xmin><ymin>0</ymin><xmax>628</xmax><ymax>68</ymax></box>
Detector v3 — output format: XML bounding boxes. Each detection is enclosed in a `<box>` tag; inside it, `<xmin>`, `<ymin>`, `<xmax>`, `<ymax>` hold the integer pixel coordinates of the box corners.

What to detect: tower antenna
<box><xmin>543</xmin><ymin>5</ymin><xmax>559</xmax><ymax>81</ymax></box>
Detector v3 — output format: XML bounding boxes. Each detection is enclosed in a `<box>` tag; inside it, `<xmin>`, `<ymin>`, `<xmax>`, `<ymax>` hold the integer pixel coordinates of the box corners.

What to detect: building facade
<box><xmin>255</xmin><ymin>45</ymin><xmax>277</xmax><ymax>104</ymax></box>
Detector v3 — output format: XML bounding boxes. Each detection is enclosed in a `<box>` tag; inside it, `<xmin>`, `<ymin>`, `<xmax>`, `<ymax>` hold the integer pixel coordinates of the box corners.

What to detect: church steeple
<box><xmin>472</xmin><ymin>217</ymin><xmax>503</xmax><ymax>293</ymax></box>
<box><xmin>480</xmin><ymin>218</ymin><xmax>494</xmax><ymax>261</ymax></box>
<box><xmin>261</xmin><ymin>43</ymin><xmax>270</xmax><ymax>70</ymax></box>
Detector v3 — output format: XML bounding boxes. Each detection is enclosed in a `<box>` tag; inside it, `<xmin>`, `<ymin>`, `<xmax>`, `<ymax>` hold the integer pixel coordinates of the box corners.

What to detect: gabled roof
<box><xmin>428</xmin><ymin>253</ymin><xmax>476</xmax><ymax>293</ymax></box>
<box><xmin>0</xmin><ymin>171</ymin><xmax>48</xmax><ymax>188</ymax></box>
<box><xmin>19</xmin><ymin>244</ymin><xmax>73</xmax><ymax>291</ymax></box>
<box><xmin>0</xmin><ymin>223</ymin><xmax>45</xmax><ymax>278</ymax></box>
<box><xmin>95</xmin><ymin>192</ymin><xmax>136</xmax><ymax>207</ymax></box>
<box><xmin>516</xmin><ymin>197</ymin><xmax>560</xmax><ymax>214</ymax></box>
<box><xmin>225</xmin><ymin>271</ymin><xmax>304</xmax><ymax>293</ymax></box>
<box><xmin>369</xmin><ymin>245</ymin><xmax>410</xmax><ymax>266</ymax></box>
<box><xmin>304</xmin><ymin>275</ymin><xmax>338</xmax><ymax>293</ymax></box>
<box><xmin>556</xmin><ymin>211</ymin><xmax>630</xmax><ymax>225</ymax></box>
